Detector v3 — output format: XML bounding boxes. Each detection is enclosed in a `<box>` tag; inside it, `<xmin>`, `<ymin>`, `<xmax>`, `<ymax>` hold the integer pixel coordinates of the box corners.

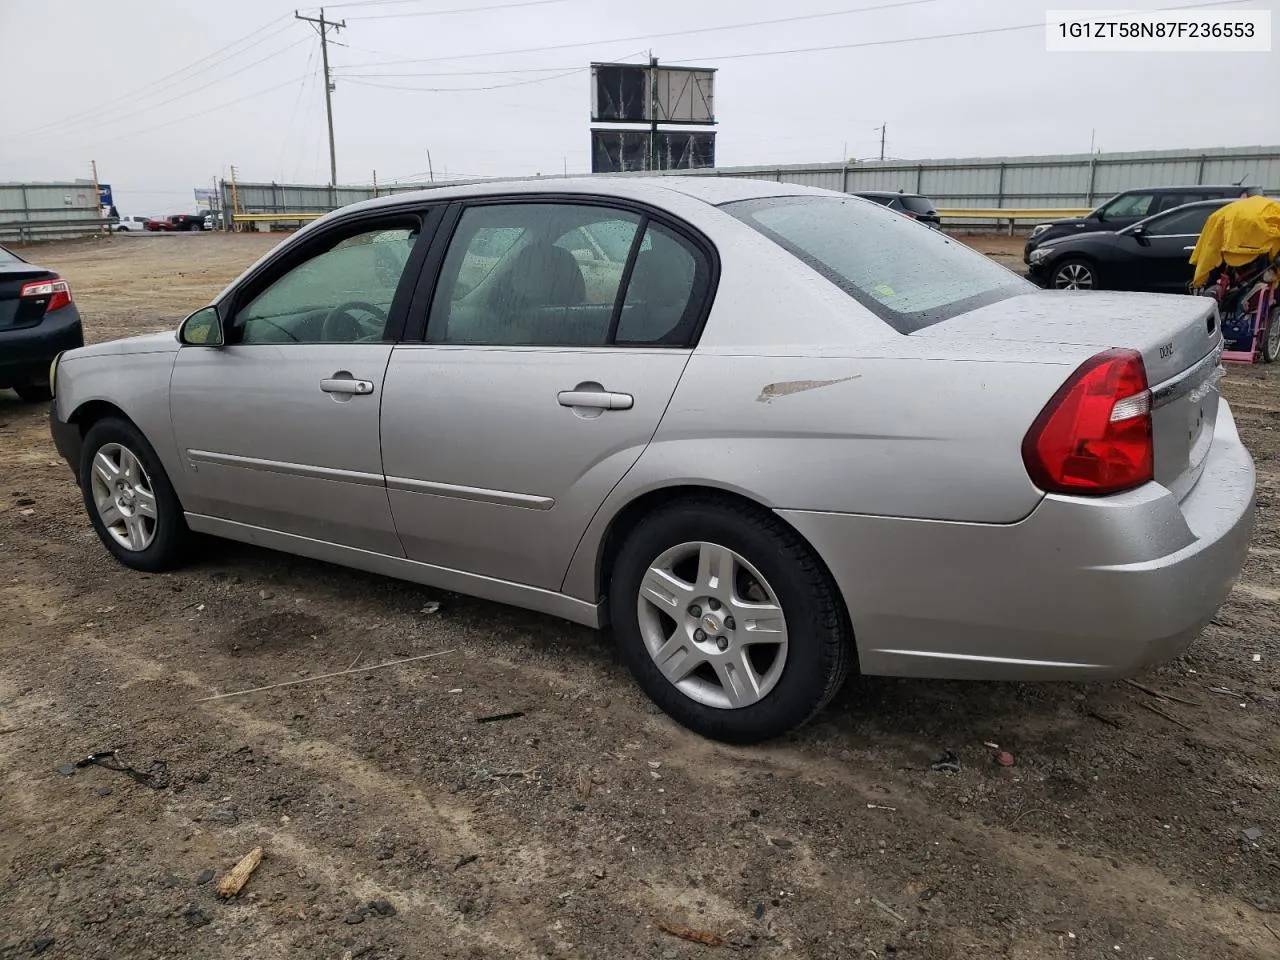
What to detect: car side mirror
<box><xmin>178</xmin><ymin>305</ymin><xmax>224</xmax><ymax>347</ymax></box>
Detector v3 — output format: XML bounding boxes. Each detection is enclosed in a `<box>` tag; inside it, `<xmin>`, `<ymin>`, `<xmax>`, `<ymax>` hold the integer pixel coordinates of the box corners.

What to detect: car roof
<box><xmin>854</xmin><ymin>190</ymin><xmax>926</xmax><ymax>198</ymax></box>
<box><xmin>335</xmin><ymin>175</ymin><xmax>842</xmax><ymax>219</ymax></box>
<box><xmin>1122</xmin><ymin>184</ymin><xmax>1248</xmax><ymax>193</ymax></box>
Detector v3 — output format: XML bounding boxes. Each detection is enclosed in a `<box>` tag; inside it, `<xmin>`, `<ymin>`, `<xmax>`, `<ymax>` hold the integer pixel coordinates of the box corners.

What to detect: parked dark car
<box><xmin>0</xmin><ymin>244</ymin><xmax>83</xmax><ymax>402</ymax></box>
<box><xmin>1025</xmin><ymin>185</ymin><xmax>1259</xmax><ymax>263</ymax></box>
<box><xmin>853</xmin><ymin>190</ymin><xmax>941</xmax><ymax>228</ymax></box>
<box><xmin>1026</xmin><ymin>198</ymin><xmax>1232</xmax><ymax>292</ymax></box>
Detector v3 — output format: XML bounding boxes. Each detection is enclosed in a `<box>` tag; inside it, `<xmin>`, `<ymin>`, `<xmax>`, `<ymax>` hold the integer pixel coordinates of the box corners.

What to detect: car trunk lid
<box><xmin>0</xmin><ymin>263</ymin><xmax>59</xmax><ymax>331</ymax></box>
<box><xmin>915</xmin><ymin>290</ymin><xmax>1223</xmax><ymax>500</ymax></box>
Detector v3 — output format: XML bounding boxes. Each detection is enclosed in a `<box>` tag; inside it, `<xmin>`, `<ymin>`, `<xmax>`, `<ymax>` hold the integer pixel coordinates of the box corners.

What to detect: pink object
<box><xmin>995</xmin><ymin>751</ymin><xmax>1016</xmax><ymax>767</ymax></box>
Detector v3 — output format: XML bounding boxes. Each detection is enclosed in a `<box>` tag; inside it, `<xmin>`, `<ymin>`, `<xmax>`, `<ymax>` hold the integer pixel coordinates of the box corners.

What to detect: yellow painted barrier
<box><xmin>936</xmin><ymin>208</ymin><xmax>1093</xmax><ymax>220</ymax></box>
<box><xmin>232</xmin><ymin>212</ymin><xmax>325</xmax><ymax>222</ymax></box>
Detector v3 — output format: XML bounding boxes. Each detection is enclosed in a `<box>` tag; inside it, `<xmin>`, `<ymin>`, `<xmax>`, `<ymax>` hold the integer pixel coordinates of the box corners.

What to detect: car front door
<box><xmin>1129</xmin><ymin>204</ymin><xmax>1221</xmax><ymax>292</ymax></box>
<box><xmin>380</xmin><ymin>199</ymin><xmax>714</xmax><ymax>590</ymax></box>
<box><xmin>168</xmin><ymin>209</ymin><xmax>435</xmax><ymax>554</ymax></box>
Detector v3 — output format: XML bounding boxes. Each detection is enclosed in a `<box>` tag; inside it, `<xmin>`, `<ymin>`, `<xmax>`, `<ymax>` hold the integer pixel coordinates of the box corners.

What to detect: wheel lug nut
<box><xmin>707</xmin><ymin>598</ymin><xmax>720</xmax><ymax>611</ymax></box>
<box><xmin>694</xmin><ymin>628</ymin><xmax>707</xmax><ymax>642</ymax></box>
<box><xmin>725</xmin><ymin>616</ymin><xmax>736</xmax><ymax>630</ymax></box>
<box><xmin>716</xmin><ymin>637</ymin><xmax>729</xmax><ymax>651</ymax></box>
<box><xmin>689</xmin><ymin>604</ymin><xmax>702</xmax><ymax>618</ymax></box>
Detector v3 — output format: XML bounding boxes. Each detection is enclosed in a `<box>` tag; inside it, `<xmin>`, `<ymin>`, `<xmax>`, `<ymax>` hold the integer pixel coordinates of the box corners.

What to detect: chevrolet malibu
<box><xmin>48</xmin><ymin>177</ymin><xmax>1255</xmax><ymax>744</ymax></box>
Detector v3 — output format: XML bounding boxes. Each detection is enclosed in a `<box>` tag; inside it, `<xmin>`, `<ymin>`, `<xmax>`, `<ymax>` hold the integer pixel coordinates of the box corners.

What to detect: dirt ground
<box><xmin>1</xmin><ymin>232</ymin><xmax>1277</xmax><ymax>960</ymax></box>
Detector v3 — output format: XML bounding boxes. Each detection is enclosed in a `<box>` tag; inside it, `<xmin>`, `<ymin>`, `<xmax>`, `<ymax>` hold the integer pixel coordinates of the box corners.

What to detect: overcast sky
<box><xmin>1</xmin><ymin>0</ymin><xmax>1275</xmax><ymax>215</ymax></box>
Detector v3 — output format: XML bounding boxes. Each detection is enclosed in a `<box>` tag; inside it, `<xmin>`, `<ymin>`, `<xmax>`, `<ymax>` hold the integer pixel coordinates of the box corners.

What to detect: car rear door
<box><xmin>1135</xmin><ymin>204</ymin><xmax>1223</xmax><ymax>292</ymax></box>
<box><xmin>379</xmin><ymin>198</ymin><xmax>714</xmax><ymax>591</ymax></box>
<box><xmin>168</xmin><ymin>207</ymin><xmax>440</xmax><ymax>554</ymax></box>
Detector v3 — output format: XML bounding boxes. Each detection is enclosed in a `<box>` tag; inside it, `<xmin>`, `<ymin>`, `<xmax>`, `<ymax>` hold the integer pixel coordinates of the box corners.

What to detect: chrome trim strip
<box><xmin>875</xmin><ymin>649</ymin><xmax>1102</xmax><ymax>669</ymax></box>
<box><xmin>186</xmin><ymin>449</ymin><xmax>385</xmax><ymax>487</ymax></box>
<box><xmin>385</xmin><ymin>475</ymin><xmax>554</xmax><ymax>511</ymax></box>
<box><xmin>1150</xmin><ymin>342</ymin><xmax>1224</xmax><ymax>410</ymax></box>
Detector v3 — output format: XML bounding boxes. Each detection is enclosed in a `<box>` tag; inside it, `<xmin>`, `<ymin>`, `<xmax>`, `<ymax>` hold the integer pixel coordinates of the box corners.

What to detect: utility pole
<box><xmin>372</xmin><ymin>169</ymin><xmax>378</xmax><ymax>198</ymax></box>
<box><xmin>877</xmin><ymin>123</ymin><xmax>887</xmax><ymax>162</ymax></box>
<box><xmin>648</xmin><ymin>53</ymin><xmax>659</xmax><ymax>172</ymax></box>
<box><xmin>229</xmin><ymin>165</ymin><xmax>241</xmax><ymax>231</ymax></box>
<box><xmin>90</xmin><ymin>159</ymin><xmax>104</xmax><ymax>234</ymax></box>
<box><xmin>295</xmin><ymin>7</ymin><xmax>346</xmax><ymax>186</ymax></box>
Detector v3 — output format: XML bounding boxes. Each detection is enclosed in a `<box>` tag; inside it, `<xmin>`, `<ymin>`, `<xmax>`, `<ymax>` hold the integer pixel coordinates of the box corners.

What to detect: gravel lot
<box><xmin>1</xmin><ymin>231</ymin><xmax>1277</xmax><ymax>960</ymax></box>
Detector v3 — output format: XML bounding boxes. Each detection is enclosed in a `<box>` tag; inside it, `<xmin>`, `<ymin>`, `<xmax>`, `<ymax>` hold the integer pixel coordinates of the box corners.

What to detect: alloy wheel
<box><xmin>635</xmin><ymin>541</ymin><xmax>789</xmax><ymax>710</ymax></box>
<box><xmin>90</xmin><ymin>442</ymin><xmax>159</xmax><ymax>552</ymax></box>
<box><xmin>1053</xmin><ymin>262</ymin><xmax>1095</xmax><ymax>290</ymax></box>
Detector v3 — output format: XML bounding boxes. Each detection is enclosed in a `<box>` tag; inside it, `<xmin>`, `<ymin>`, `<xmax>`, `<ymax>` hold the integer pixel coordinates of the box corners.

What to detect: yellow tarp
<box><xmin>1189</xmin><ymin>195</ymin><xmax>1280</xmax><ymax>288</ymax></box>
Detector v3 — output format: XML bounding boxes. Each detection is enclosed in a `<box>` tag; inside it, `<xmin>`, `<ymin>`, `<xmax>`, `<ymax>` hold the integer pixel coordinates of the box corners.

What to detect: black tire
<box><xmin>1050</xmin><ymin>257</ymin><xmax>1100</xmax><ymax>290</ymax></box>
<box><xmin>608</xmin><ymin>495</ymin><xmax>853</xmax><ymax>744</ymax></box>
<box><xmin>1263</xmin><ymin>306</ymin><xmax>1280</xmax><ymax>364</ymax></box>
<box><xmin>14</xmin><ymin>383</ymin><xmax>53</xmax><ymax>403</ymax></box>
<box><xmin>79</xmin><ymin>416</ymin><xmax>190</xmax><ymax>572</ymax></box>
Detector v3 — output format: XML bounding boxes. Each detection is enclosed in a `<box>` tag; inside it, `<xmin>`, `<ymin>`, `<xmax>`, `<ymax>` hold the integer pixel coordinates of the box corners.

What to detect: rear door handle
<box><xmin>557</xmin><ymin>389</ymin><xmax>633</xmax><ymax>410</ymax></box>
<box><xmin>1183</xmin><ymin>246</ymin><xmax>1196</xmax><ymax>252</ymax></box>
<box><xmin>320</xmin><ymin>378</ymin><xmax>375</xmax><ymax>395</ymax></box>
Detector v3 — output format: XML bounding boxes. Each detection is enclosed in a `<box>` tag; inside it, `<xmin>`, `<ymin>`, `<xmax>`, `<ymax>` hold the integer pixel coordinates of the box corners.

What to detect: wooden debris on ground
<box><xmin>654</xmin><ymin>916</ymin><xmax>725</xmax><ymax>947</ymax></box>
<box><xmin>217</xmin><ymin>846</ymin><xmax>263</xmax><ymax>898</ymax></box>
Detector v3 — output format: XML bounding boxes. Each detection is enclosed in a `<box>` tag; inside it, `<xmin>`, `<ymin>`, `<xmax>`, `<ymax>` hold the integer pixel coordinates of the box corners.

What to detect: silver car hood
<box><xmin>65</xmin><ymin>330</ymin><xmax>180</xmax><ymax>359</ymax></box>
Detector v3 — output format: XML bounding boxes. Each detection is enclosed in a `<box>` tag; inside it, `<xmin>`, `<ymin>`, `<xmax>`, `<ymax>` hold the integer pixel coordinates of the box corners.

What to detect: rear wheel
<box><xmin>609</xmin><ymin>496</ymin><xmax>853</xmax><ymax>744</ymax></box>
<box><xmin>80</xmin><ymin>417</ymin><xmax>190</xmax><ymax>571</ymax></box>
<box><xmin>1051</xmin><ymin>258</ymin><xmax>1099</xmax><ymax>290</ymax></box>
<box><xmin>14</xmin><ymin>383</ymin><xmax>53</xmax><ymax>403</ymax></box>
<box><xmin>1263</xmin><ymin>305</ymin><xmax>1280</xmax><ymax>364</ymax></box>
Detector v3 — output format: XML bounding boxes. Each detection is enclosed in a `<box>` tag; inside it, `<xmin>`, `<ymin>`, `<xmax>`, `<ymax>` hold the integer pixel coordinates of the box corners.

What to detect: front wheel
<box><xmin>609</xmin><ymin>496</ymin><xmax>853</xmax><ymax>744</ymax></box>
<box><xmin>1051</xmin><ymin>258</ymin><xmax>1099</xmax><ymax>290</ymax></box>
<box><xmin>79</xmin><ymin>417</ymin><xmax>190</xmax><ymax>572</ymax></box>
<box><xmin>1262</xmin><ymin>305</ymin><xmax>1280</xmax><ymax>364</ymax></box>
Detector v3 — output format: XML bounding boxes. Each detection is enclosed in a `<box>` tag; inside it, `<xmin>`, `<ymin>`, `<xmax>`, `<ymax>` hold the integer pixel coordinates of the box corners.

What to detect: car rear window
<box><xmin>724</xmin><ymin>195</ymin><xmax>1029</xmax><ymax>333</ymax></box>
<box><xmin>0</xmin><ymin>246</ymin><xmax>18</xmax><ymax>264</ymax></box>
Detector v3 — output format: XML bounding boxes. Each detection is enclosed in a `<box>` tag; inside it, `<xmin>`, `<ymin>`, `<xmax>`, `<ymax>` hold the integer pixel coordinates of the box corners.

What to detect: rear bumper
<box><xmin>780</xmin><ymin>400</ymin><xmax>1256</xmax><ymax>680</ymax></box>
<box><xmin>0</xmin><ymin>307</ymin><xmax>84</xmax><ymax>385</ymax></box>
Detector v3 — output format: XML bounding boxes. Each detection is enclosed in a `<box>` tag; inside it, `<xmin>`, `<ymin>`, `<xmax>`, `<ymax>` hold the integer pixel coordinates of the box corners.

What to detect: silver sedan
<box><xmin>48</xmin><ymin>177</ymin><xmax>1255</xmax><ymax>743</ymax></box>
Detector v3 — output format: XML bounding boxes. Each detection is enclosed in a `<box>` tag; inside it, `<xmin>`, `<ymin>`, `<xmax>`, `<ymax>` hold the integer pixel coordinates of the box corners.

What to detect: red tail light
<box><xmin>20</xmin><ymin>277</ymin><xmax>73</xmax><ymax>313</ymax></box>
<box><xmin>1022</xmin><ymin>348</ymin><xmax>1153</xmax><ymax>495</ymax></box>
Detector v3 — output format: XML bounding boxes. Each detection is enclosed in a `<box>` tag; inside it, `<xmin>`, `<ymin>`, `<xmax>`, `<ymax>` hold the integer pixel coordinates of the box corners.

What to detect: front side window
<box><xmin>1100</xmin><ymin>193</ymin><xmax>1155</xmax><ymax>218</ymax></box>
<box><xmin>429</xmin><ymin>203</ymin><xmax>642</xmax><ymax>346</ymax></box>
<box><xmin>232</xmin><ymin>222</ymin><xmax>418</xmax><ymax>344</ymax></box>
<box><xmin>899</xmin><ymin>195</ymin><xmax>937</xmax><ymax>215</ymax></box>
<box><xmin>725</xmin><ymin>195</ymin><xmax>1028</xmax><ymax>334</ymax></box>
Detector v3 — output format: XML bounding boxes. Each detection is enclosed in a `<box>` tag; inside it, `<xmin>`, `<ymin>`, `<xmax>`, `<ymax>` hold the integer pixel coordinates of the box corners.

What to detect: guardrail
<box><xmin>0</xmin><ymin>216</ymin><xmax>107</xmax><ymax>243</ymax></box>
<box><xmin>936</xmin><ymin>207</ymin><xmax>1093</xmax><ymax>235</ymax></box>
<box><xmin>232</xmin><ymin>212</ymin><xmax>325</xmax><ymax>225</ymax></box>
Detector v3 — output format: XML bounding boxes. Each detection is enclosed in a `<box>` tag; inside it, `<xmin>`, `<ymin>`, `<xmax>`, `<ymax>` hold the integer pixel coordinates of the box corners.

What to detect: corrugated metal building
<box><xmin>221</xmin><ymin>145</ymin><xmax>1280</xmax><ymax>226</ymax></box>
<box><xmin>0</xmin><ymin>181</ymin><xmax>104</xmax><ymax>243</ymax></box>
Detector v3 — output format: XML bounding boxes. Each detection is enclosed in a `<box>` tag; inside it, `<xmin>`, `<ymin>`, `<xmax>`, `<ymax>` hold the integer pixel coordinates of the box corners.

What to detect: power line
<box><xmin>6</xmin><ymin>76</ymin><xmax>308</xmax><ymax>165</ymax></box>
<box><xmin>345</xmin><ymin>0</ymin><xmax>566</xmax><ymax>19</ymax></box>
<box><xmin>666</xmin><ymin>0</ymin><xmax>1255</xmax><ymax>64</ymax></box>
<box><xmin>342</xmin><ymin>67</ymin><xmax>585</xmax><ymax>92</ymax></box>
<box><xmin>338</xmin><ymin>64</ymin><xmax>583</xmax><ymax>78</ymax></box>
<box><xmin>337</xmin><ymin>0</ymin><xmax>937</xmax><ymax>68</ymax></box>
<box><xmin>10</xmin><ymin>17</ymin><xmax>293</xmax><ymax>140</ymax></box>
<box><xmin>19</xmin><ymin>36</ymin><xmax>313</xmax><ymax>147</ymax></box>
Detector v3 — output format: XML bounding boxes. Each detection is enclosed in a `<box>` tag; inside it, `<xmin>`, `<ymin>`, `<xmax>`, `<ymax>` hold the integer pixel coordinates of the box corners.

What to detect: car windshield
<box><xmin>724</xmin><ymin>195</ymin><xmax>1029</xmax><ymax>333</ymax></box>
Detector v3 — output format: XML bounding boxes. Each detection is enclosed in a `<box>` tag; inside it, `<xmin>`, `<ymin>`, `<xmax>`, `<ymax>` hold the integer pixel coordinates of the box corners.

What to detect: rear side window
<box><xmin>899</xmin><ymin>195</ymin><xmax>936</xmax><ymax>215</ymax></box>
<box><xmin>0</xmin><ymin>246</ymin><xmax>19</xmax><ymax>264</ymax></box>
<box><xmin>725</xmin><ymin>195</ymin><xmax>1029</xmax><ymax>334</ymax></box>
<box><xmin>1145</xmin><ymin>204</ymin><xmax>1220</xmax><ymax>236</ymax></box>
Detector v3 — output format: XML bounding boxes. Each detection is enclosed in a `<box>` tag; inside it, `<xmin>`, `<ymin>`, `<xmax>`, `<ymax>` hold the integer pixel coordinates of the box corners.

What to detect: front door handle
<box><xmin>557</xmin><ymin>389</ymin><xmax>633</xmax><ymax>410</ymax></box>
<box><xmin>320</xmin><ymin>378</ymin><xmax>374</xmax><ymax>396</ymax></box>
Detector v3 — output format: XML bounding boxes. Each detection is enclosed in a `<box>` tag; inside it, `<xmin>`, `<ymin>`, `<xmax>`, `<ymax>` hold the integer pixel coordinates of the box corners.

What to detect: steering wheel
<box><xmin>320</xmin><ymin>301</ymin><xmax>388</xmax><ymax>342</ymax></box>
